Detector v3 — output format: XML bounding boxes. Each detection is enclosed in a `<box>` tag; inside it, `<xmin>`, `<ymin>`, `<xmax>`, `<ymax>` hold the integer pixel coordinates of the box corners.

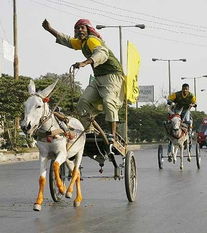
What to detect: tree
<box><xmin>0</xmin><ymin>73</ymin><xmax>83</xmax><ymax>150</ymax></box>
<box><xmin>35</xmin><ymin>73</ymin><xmax>82</xmax><ymax>114</ymax></box>
<box><xmin>191</xmin><ymin>111</ymin><xmax>207</xmax><ymax>131</ymax></box>
<box><xmin>0</xmin><ymin>74</ymin><xmax>30</xmax><ymax>119</ymax></box>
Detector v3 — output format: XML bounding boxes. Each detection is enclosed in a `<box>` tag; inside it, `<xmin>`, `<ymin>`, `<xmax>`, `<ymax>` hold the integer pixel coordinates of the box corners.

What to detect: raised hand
<box><xmin>42</xmin><ymin>19</ymin><xmax>50</xmax><ymax>31</ymax></box>
<box><xmin>72</xmin><ymin>61</ymin><xmax>87</xmax><ymax>69</ymax></box>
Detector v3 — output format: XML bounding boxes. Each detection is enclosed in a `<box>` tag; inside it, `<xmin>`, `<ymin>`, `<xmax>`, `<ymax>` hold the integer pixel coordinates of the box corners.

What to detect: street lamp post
<box><xmin>96</xmin><ymin>24</ymin><xmax>145</xmax><ymax>66</ymax></box>
<box><xmin>152</xmin><ymin>58</ymin><xmax>186</xmax><ymax>96</ymax></box>
<box><xmin>181</xmin><ymin>75</ymin><xmax>207</xmax><ymax>111</ymax></box>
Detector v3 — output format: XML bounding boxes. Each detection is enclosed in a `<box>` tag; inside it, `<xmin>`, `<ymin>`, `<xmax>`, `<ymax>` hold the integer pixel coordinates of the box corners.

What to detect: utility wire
<box><xmin>129</xmin><ymin>29</ymin><xmax>207</xmax><ymax>47</ymax></box>
<box><xmin>30</xmin><ymin>0</ymin><xmax>104</xmax><ymax>25</ymax></box>
<box><xmin>148</xmin><ymin>26</ymin><xmax>207</xmax><ymax>39</ymax></box>
<box><xmin>85</xmin><ymin>0</ymin><xmax>207</xmax><ymax>30</ymax></box>
<box><xmin>52</xmin><ymin>0</ymin><xmax>207</xmax><ymax>33</ymax></box>
<box><xmin>30</xmin><ymin>0</ymin><xmax>81</xmax><ymax>18</ymax></box>
<box><xmin>44</xmin><ymin>0</ymin><xmax>207</xmax><ymax>38</ymax></box>
<box><xmin>32</xmin><ymin>0</ymin><xmax>207</xmax><ymax>47</ymax></box>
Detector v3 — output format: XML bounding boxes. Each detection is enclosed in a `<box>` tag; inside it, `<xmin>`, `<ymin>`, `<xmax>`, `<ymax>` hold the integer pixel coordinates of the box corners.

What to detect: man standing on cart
<box><xmin>167</xmin><ymin>83</ymin><xmax>197</xmax><ymax>150</ymax></box>
<box><xmin>42</xmin><ymin>18</ymin><xmax>125</xmax><ymax>141</ymax></box>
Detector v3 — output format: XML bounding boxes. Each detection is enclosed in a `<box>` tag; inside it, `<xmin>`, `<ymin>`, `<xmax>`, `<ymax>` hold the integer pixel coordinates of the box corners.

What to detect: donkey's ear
<box><xmin>38</xmin><ymin>79</ymin><xmax>58</xmax><ymax>98</ymax></box>
<box><xmin>28</xmin><ymin>80</ymin><xmax>36</xmax><ymax>95</ymax></box>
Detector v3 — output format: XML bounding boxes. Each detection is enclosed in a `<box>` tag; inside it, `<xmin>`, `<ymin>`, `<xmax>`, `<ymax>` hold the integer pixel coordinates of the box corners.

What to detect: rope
<box><xmin>51</xmin><ymin>65</ymin><xmax>77</xmax><ymax>114</ymax></box>
<box><xmin>94</xmin><ymin>133</ymin><xmax>108</xmax><ymax>160</ymax></box>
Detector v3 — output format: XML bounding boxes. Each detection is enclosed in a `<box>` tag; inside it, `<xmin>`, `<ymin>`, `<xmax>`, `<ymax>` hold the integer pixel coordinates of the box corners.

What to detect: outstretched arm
<box><xmin>42</xmin><ymin>19</ymin><xmax>60</xmax><ymax>38</ymax></box>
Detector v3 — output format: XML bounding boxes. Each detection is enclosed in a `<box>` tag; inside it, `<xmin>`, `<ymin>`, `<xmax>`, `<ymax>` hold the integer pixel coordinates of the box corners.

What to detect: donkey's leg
<box><xmin>33</xmin><ymin>156</ymin><xmax>48</xmax><ymax>211</ymax></box>
<box><xmin>66</xmin><ymin>166</ymin><xmax>80</xmax><ymax>199</ymax></box>
<box><xmin>65</xmin><ymin>159</ymin><xmax>74</xmax><ymax>177</ymax></box>
<box><xmin>180</xmin><ymin>146</ymin><xmax>184</xmax><ymax>170</ymax></box>
<box><xmin>65</xmin><ymin>160</ymin><xmax>74</xmax><ymax>198</ymax></box>
<box><xmin>167</xmin><ymin>141</ymin><xmax>172</xmax><ymax>162</ymax></box>
<box><xmin>53</xmin><ymin>153</ymin><xmax>68</xmax><ymax>195</ymax></box>
<box><xmin>172</xmin><ymin>145</ymin><xmax>177</xmax><ymax>164</ymax></box>
<box><xmin>74</xmin><ymin>169</ymin><xmax>82</xmax><ymax>207</ymax></box>
<box><xmin>187</xmin><ymin>139</ymin><xmax>191</xmax><ymax>162</ymax></box>
<box><xmin>66</xmin><ymin>150</ymin><xmax>83</xmax><ymax>207</ymax></box>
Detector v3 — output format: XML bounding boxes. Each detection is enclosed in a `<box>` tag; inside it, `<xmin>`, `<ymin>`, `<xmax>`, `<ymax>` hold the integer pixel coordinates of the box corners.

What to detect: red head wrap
<box><xmin>74</xmin><ymin>19</ymin><xmax>102</xmax><ymax>39</ymax></box>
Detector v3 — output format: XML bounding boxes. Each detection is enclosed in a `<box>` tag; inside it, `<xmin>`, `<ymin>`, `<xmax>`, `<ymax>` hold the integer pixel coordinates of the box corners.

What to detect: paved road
<box><xmin>0</xmin><ymin>145</ymin><xmax>207</xmax><ymax>233</ymax></box>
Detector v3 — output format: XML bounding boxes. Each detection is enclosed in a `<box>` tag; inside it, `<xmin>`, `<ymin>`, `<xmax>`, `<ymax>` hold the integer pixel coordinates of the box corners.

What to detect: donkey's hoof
<box><xmin>59</xmin><ymin>190</ymin><xmax>66</xmax><ymax>195</ymax></box>
<box><xmin>73</xmin><ymin>201</ymin><xmax>81</xmax><ymax>207</ymax></box>
<box><xmin>180</xmin><ymin>166</ymin><xmax>183</xmax><ymax>170</ymax></box>
<box><xmin>168</xmin><ymin>156</ymin><xmax>172</xmax><ymax>162</ymax></box>
<box><xmin>65</xmin><ymin>192</ymin><xmax>73</xmax><ymax>199</ymax></box>
<box><xmin>33</xmin><ymin>203</ymin><xmax>41</xmax><ymax>211</ymax></box>
<box><xmin>59</xmin><ymin>185</ymin><xmax>66</xmax><ymax>195</ymax></box>
<box><xmin>187</xmin><ymin>157</ymin><xmax>191</xmax><ymax>162</ymax></box>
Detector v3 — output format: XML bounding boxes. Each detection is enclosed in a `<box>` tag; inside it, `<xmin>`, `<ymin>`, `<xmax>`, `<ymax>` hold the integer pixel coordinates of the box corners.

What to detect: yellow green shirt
<box><xmin>168</xmin><ymin>91</ymin><xmax>196</xmax><ymax>110</ymax></box>
<box><xmin>56</xmin><ymin>34</ymin><xmax>123</xmax><ymax>77</ymax></box>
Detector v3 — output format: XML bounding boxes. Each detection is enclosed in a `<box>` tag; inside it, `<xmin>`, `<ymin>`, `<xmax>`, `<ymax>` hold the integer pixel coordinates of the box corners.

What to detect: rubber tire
<box><xmin>196</xmin><ymin>143</ymin><xmax>201</xmax><ymax>169</ymax></box>
<box><xmin>125</xmin><ymin>151</ymin><xmax>137</xmax><ymax>202</ymax></box>
<box><xmin>158</xmin><ymin>145</ymin><xmax>164</xmax><ymax>169</ymax></box>
<box><xmin>49</xmin><ymin>160</ymin><xmax>66</xmax><ymax>202</ymax></box>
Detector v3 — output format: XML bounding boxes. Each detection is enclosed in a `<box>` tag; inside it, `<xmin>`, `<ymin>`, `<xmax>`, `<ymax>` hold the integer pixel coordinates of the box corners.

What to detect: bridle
<box><xmin>168</xmin><ymin>114</ymin><xmax>187</xmax><ymax>139</ymax></box>
<box><xmin>27</xmin><ymin>94</ymin><xmax>54</xmax><ymax>135</ymax></box>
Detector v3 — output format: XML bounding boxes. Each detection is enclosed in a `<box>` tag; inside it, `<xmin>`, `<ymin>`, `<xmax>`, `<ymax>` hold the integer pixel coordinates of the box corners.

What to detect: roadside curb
<box><xmin>0</xmin><ymin>151</ymin><xmax>39</xmax><ymax>164</ymax></box>
<box><xmin>0</xmin><ymin>143</ymin><xmax>163</xmax><ymax>164</ymax></box>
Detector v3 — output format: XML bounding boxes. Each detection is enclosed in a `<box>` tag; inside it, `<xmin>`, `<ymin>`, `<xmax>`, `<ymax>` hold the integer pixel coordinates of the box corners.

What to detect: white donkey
<box><xmin>21</xmin><ymin>80</ymin><xmax>86</xmax><ymax>211</ymax></box>
<box><xmin>166</xmin><ymin>108</ymin><xmax>191</xmax><ymax>170</ymax></box>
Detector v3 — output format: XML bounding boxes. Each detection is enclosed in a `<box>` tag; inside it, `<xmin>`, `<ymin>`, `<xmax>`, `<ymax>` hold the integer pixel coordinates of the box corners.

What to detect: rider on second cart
<box><xmin>166</xmin><ymin>83</ymin><xmax>197</xmax><ymax>152</ymax></box>
<box><xmin>167</xmin><ymin>83</ymin><xmax>197</xmax><ymax>129</ymax></box>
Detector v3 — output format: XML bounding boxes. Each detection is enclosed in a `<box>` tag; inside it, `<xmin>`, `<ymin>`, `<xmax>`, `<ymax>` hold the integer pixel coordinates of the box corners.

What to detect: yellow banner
<box><xmin>126</xmin><ymin>41</ymin><xmax>141</xmax><ymax>103</ymax></box>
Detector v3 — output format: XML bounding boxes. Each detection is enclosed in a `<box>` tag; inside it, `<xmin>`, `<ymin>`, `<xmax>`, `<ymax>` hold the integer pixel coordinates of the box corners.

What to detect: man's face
<box><xmin>75</xmin><ymin>25</ymin><xmax>88</xmax><ymax>40</ymax></box>
<box><xmin>182</xmin><ymin>86</ymin><xmax>189</xmax><ymax>95</ymax></box>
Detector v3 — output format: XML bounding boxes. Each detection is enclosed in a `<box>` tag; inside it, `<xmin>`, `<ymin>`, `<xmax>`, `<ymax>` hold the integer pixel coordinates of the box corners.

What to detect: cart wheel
<box><xmin>49</xmin><ymin>160</ymin><xmax>66</xmax><ymax>202</ymax></box>
<box><xmin>125</xmin><ymin>151</ymin><xmax>137</xmax><ymax>202</ymax></box>
<box><xmin>158</xmin><ymin>145</ymin><xmax>164</xmax><ymax>169</ymax></box>
<box><xmin>196</xmin><ymin>143</ymin><xmax>201</xmax><ymax>169</ymax></box>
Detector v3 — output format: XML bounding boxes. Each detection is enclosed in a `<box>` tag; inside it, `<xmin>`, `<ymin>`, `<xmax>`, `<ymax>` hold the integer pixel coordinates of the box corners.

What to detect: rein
<box><xmin>52</xmin><ymin>65</ymin><xmax>78</xmax><ymax>113</ymax></box>
<box><xmin>33</xmin><ymin>108</ymin><xmax>53</xmax><ymax>139</ymax></box>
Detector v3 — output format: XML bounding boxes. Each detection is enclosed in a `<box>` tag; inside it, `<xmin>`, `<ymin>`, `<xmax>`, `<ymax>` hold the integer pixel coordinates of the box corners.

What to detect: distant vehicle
<box><xmin>197</xmin><ymin>118</ymin><xmax>207</xmax><ymax>148</ymax></box>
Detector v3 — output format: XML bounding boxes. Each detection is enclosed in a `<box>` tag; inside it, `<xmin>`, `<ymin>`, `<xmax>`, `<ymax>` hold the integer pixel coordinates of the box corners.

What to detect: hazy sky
<box><xmin>1</xmin><ymin>0</ymin><xmax>207</xmax><ymax>112</ymax></box>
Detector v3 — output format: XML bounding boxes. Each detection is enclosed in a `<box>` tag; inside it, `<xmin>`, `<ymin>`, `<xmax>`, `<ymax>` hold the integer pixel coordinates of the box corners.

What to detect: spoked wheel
<box><xmin>49</xmin><ymin>160</ymin><xmax>66</xmax><ymax>202</ymax></box>
<box><xmin>125</xmin><ymin>151</ymin><xmax>137</xmax><ymax>202</ymax></box>
<box><xmin>195</xmin><ymin>143</ymin><xmax>201</xmax><ymax>169</ymax></box>
<box><xmin>158</xmin><ymin>145</ymin><xmax>164</xmax><ymax>169</ymax></box>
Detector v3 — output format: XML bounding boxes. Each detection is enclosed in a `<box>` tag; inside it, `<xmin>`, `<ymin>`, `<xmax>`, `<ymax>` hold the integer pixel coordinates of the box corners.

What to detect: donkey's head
<box><xmin>21</xmin><ymin>79</ymin><xmax>58</xmax><ymax>135</ymax></box>
<box><xmin>168</xmin><ymin>107</ymin><xmax>183</xmax><ymax>132</ymax></box>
